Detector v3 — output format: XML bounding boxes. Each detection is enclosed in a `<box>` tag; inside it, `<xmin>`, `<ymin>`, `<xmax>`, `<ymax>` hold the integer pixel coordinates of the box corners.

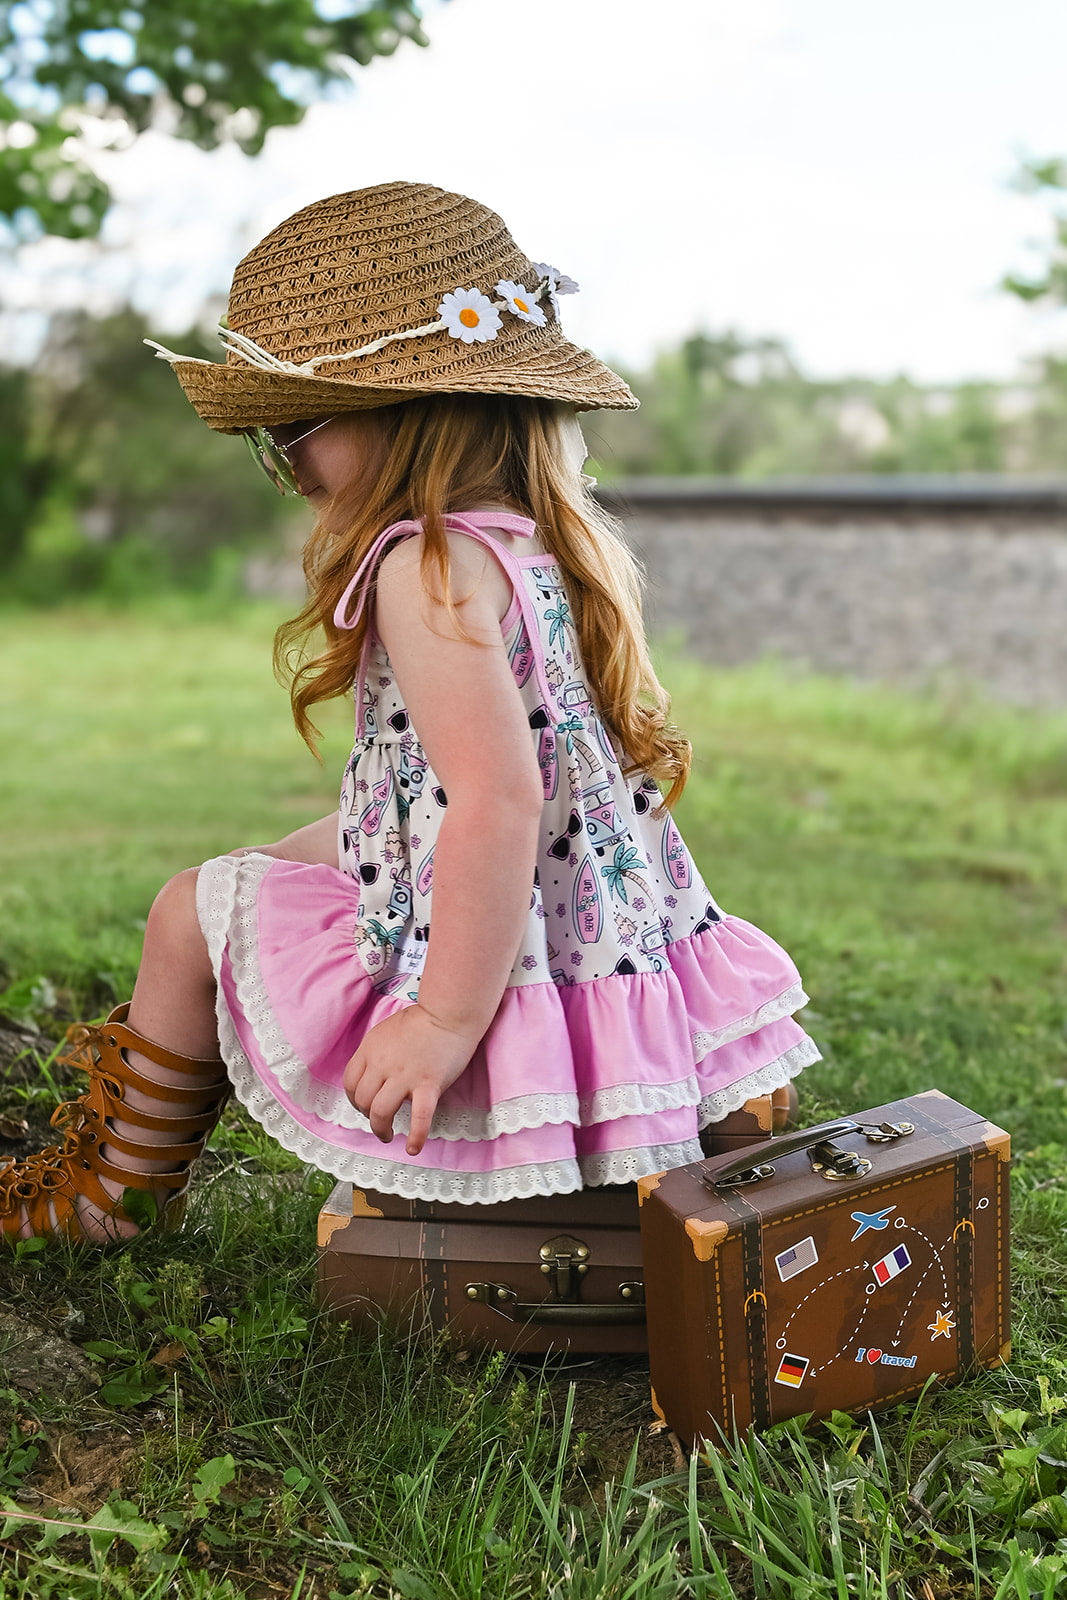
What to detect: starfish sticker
<box><xmin>928</xmin><ymin>1308</ymin><xmax>955</xmax><ymax>1340</ymax></box>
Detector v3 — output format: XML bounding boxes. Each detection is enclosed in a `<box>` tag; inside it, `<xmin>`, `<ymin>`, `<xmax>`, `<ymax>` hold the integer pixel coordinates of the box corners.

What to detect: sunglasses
<box><xmin>243</xmin><ymin>417</ymin><xmax>336</xmax><ymax>495</ymax></box>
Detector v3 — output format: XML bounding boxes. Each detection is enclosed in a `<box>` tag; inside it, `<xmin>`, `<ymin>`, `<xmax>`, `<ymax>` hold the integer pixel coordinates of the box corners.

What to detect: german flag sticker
<box><xmin>774</xmin><ymin>1353</ymin><xmax>810</xmax><ymax>1388</ymax></box>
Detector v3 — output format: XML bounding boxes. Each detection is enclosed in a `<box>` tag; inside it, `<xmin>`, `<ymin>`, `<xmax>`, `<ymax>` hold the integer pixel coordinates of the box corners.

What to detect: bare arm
<box><xmin>343</xmin><ymin>532</ymin><xmax>543</xmax><ymax>1154</ymax></box>
<box><xmin>228</xmin><ymin>811</ymin><xmax>340</xmax><ymax>867</ymax></box>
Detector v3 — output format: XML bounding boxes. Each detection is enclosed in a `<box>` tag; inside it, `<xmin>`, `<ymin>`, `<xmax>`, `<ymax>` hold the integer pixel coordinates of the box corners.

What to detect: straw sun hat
<box><xmin>146</xmin><ymin>181</ymin><xmax>637</xmax><ymax>431</ymax></box>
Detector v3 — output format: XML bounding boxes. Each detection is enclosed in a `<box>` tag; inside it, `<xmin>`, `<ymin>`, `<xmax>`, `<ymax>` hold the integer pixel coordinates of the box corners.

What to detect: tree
<box><xmin>4</xmin><ymin>305</ymin><xmax>292</xmax><ymax>586</ymax></box>
<box><xmin>1002</xmin><ymin>157</ymin><xmax>1067</xmax><ymax>306</ymax></box>
<box><xmin>0</xmin><ymin>0</ymin><xmax>428</xmax><ymax>240</ymax></box>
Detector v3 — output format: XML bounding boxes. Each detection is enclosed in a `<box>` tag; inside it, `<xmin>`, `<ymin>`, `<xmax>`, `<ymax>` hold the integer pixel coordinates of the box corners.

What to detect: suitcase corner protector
<box><xmin>684</xmin><ymin>1217</ymin><xmax>730</xmax><ymax>1261</ymax></box>
<box><xmin>998</xmin><ymin>1340</ymin><xmax>1012</xmax><ymax>1366</ymax></box>
<box><xmin>317</xmin><ymin>1211</ymin><xmax>352</xmax><ymax>1248</ymax></box>
<box><xmin>637</xmin><ymin>1171</ymin><xmax>667</xmax><ymax>1205</ymax></box>
<box><xmin>650</xmin><ymin>1385</ymin><xmax>665</xmax><ymax>1422</ymax></box>
<box><xmin>980</xmin><ymin>1126</ymin><xmax>1011</xmax><ymax>1162</ymax></box>
<box><xmin>352</xmin><ymin>1187</ymin><xmax>386</xmax><ymax>1218</ymax></box>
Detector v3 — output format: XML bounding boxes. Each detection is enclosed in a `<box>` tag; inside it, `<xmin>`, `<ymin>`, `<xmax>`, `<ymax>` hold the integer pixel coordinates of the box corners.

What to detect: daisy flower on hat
<box><xmin>437</xmin><ymin>287</ymin><xmax>504</xmax><ymax>345</ymax></box>
<box><xmin>495</xmin><ymin>279</ymin><xmax>547</xmax><ymax>327</ymax></box>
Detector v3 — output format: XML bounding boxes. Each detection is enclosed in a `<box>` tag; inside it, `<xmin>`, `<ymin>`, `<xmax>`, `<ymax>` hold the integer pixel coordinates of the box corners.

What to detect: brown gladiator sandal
<box><xmin>0</xmin><ymin>1004</ymin><xmax>230</xmax><ymax>1245</ymax></box>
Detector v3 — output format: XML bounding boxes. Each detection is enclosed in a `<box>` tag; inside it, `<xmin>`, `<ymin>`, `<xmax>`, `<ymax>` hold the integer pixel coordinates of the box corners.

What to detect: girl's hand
<box><xmin>343</xmin><ymin>1005</ymin><xmax>479</xmax><ymax>1154</ymax></box>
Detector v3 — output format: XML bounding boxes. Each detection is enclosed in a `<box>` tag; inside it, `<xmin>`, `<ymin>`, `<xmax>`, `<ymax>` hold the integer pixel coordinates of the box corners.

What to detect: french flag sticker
<box><xmin>873</xmin><ymin>1244</ymin><xmax>911</xmax><ymax>1286</ymax></box>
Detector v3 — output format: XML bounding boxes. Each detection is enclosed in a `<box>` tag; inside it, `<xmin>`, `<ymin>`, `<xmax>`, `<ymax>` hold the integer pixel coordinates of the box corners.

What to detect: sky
<box><xmin>6</xmin><ymin>0</ymin><xmax>1067</xmax><ymax>383</ymax></box>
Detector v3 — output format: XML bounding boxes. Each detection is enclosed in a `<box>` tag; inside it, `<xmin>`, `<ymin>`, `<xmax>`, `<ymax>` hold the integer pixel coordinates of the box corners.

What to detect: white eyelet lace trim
<box><xmin>578</xmin><ymin>1140</ymin><xmax>703</xmax><ymax>1188</ymax></box>
<box><xmin>697</xmin><ymin>1036</ymin><xmax>821</xmax><ymax>1128</ymax></box>
<box><xmin>578</xmin><ymin>1076</ymin><xmax>699</xmax><ymax>1124</ymax></box>
<box><xmin>691</xmin><ymin>981</ymin><xmax>809</xmax><ymax>1060</ymax></box>
<box><xmin>195</xmin><ymin>853</ymin><xmax>820</xmax><ymax>1199</ymax></box>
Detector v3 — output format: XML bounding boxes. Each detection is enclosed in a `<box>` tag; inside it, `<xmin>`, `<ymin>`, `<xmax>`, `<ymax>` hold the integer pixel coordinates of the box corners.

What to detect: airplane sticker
<box><xmin>774</xmin><ymin>1353</ymin><xmax>810</xmax><ymax>1388</ymax></box>
<box><xmin>775</xmin><ymin>1236</ymin><xmax>819</xmax><ymax>1283</ymax></box>
<box><xmin>850</xmin><ymin>1206</ymin><xmax>896</xmax><ymax>1241</ymax></box>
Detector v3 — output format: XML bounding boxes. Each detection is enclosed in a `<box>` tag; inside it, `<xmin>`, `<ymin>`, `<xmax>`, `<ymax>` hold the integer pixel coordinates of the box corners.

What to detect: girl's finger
<box><xmin>342</xmin><ymin>1052</ymin><xmax>366</xmax><ymax>1105</ymax></box>
<box><xmin>368</xmin><ymin>1081</ymin><xmax>406</xmax><ymax>1144</ymax></box>
<box><xmin>351</xmin><ymin>1063</ymin><xmax>387</xmax><ymax>1119</ymax></box>
<box><xmin>406</xmin><ymin>1085</ymin><xmax>438</xmax><ymax>1156</ymax></box>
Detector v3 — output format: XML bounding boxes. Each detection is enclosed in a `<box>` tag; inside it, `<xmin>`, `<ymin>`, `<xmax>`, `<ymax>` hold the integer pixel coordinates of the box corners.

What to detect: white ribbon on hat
<box><xmin>144</xmin><ymin>272</ymin><xmax>576</xmax><ymax>377</ymax></box>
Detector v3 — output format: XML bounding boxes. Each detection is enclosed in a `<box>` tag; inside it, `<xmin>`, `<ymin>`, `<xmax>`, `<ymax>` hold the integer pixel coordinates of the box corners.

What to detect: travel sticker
<box><xmin>774</xmin><ymin>1353</ymin><xmax>810</xmax><ymax>1389</ymax></box>
<box><xmin>775</xmin><ymin>1236</ymin><xmax>819</xmax><ymax>1283</ymax></box>
<box><xmin>854</xmin><ymin>1347</ymin><xmax>917</xmax><ymax>1369</ymax></box>
<box><xmin>850</xmin><ymin>1206</ymin><xmax>895</xmax><ymax>1240</ymax></box>
<box><xmin>927</xmin><ymin>1309</ymin><xmax>955</xmax><ymax>1340</ymax></box>
<box><xmin>872</xmin><ymin>1244</ymin><xmax>911</xmax><ymax>1286</ymax></box>
<box><xmin>572</xmin><ymin>854</ymin><xmax>603</xmax><ymax>944</ymax></box>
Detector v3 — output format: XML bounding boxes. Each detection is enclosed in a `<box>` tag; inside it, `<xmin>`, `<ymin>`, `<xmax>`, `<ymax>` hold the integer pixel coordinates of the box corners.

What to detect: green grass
<box><xmin>0</xmin><ymin>601</ymin><xmax>1066</xmax><ymax>1598</ymax></box>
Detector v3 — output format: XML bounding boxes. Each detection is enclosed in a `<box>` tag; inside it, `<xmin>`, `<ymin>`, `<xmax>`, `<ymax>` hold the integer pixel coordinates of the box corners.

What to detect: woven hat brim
<box><xmin>170</xmin><ymin>335</ymin><xmax>637</xmax><ymax>433</ymax></box>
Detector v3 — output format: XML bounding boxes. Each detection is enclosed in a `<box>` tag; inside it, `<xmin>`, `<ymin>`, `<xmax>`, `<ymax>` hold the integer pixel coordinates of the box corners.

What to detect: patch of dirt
<box><xmin>0</xmin><ymin>1021</ymin><xmax>61</xmax><ymax>1084</ymax></box>
<box><xmin>0</xmin><ymin>1310</ymin><xmax>100</xmax><ymax>1401</ymax></box>
<box><xmin>17</xmin><ymin>1427</ymin><xmax>143</xmax><ymax>1515</ymax></box>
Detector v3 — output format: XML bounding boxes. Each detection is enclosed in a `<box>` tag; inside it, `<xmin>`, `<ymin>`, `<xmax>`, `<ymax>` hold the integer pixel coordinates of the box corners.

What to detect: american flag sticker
<box><xmin>774</xmin><ymin>1353</ymin><xmax>810</xmax><ymax>1388</ymax></box>
<box><xmin>775</xmin><ymin>1235</ymin><xmax>819</xmax><ymax>1282</ymax></box>
<box><xmin>873</xmin><ymin>1243</ymin><xmax>912</xmax><ymax>1285</ymax></box>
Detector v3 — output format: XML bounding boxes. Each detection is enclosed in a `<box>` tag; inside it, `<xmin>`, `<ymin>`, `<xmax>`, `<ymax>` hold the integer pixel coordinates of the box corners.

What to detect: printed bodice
<box><xmin>338</xmin><ymin>528</ymin><xmax>722</xmax><ymax>1001</ymax></box>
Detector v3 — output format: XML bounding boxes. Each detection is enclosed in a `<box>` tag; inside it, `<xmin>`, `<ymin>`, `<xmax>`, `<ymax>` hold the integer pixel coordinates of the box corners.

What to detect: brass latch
<box><xmin>538</xmin><ymin>1233</ymin><xmax>589</xmax><ymax>1302</ymax></box>
<box><xmin>463</xmin><ymin>1233</ymin><xmax>646</xmax><ymax>1325</ymax></box>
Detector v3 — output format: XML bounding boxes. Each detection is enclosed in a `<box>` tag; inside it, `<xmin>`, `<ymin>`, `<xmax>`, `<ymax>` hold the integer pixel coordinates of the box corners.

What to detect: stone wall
<box><xmin>600</xmin><ymin>479</ymin><xmax>1067</xmax><ymax>706</ymax></box>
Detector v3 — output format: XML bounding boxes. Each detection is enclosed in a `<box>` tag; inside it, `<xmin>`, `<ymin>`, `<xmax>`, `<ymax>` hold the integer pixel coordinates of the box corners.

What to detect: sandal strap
<box><xmin>3</xmin><ymin>1002</ymin><xmax>231</xmax><ymax>1245</ymax></box>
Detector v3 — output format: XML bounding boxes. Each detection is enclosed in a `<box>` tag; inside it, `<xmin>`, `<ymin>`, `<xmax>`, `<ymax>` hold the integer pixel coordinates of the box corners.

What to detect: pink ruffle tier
<box><xmin>197</xmin><ymin>852</ymin><xmax>820</xmax><ymax>1204</ymax></box>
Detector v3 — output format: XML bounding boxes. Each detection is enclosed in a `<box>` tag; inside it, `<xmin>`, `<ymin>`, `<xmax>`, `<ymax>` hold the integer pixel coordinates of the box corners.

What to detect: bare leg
<box><xmin>72</xmin><ymin>868</ymin><xmax>226</xmax><ymax>1241</ymax></box>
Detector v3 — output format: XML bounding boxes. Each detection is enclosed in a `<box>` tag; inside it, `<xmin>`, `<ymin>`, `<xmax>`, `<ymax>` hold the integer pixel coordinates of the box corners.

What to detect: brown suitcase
<box><xmin>317</xmin><ymin>1181</ymin><xmax>647</xmax><ymax>1353</ymax></box>
<box><xmin>638</xmin><ymin>1090</ymin><xmax>1011</xmax><ymax>1443</ymax></box>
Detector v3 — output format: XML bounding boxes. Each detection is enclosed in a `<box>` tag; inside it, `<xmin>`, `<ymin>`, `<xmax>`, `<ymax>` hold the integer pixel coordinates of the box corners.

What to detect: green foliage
<box><xmin>0</xmin><ymin>0</ymin><xmax>428</xmax><ymax>240</ymax></box>
<box><xmin>1004</xmin><ymin>156</ymin><xmax>1067</xmax><ymax>306</ymax></box>
<box><xmin>0</xmin><ymin>974</ymin><xmax>57</xmax><ymax>1027</ymax></box>
<box><xmin>4</xmin><ymin>307</ymin><xmax>297</xmax><ymax>602</ymax></box>
<box><xmin>1</xmin><ymin>610</ymin><xmax>1067</xmax><ymax>1594</ymax></box>
<box><xmin>586</xmin><ymin>327</ymin><xmax>1067</xmax><ymax>479</ymax></box>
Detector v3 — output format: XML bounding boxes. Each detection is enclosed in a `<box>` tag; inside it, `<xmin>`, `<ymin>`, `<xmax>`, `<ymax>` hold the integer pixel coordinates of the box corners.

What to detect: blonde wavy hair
<box><xmin>274</xmin><ymin>395</ymin><xmax>692</xmax><ymax>807</ymax></box>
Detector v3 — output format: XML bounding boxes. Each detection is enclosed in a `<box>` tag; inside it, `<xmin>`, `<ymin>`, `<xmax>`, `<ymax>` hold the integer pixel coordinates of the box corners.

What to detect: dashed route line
<box><xmin>778</xmin><ymin>1261</ymin><xmax>870</xmax><ymax>1340</ymax></box>
<box><xmin>896</xmin><ymin>1222</ymin><xmax>949</xmax><ymax>1304</ymax></box>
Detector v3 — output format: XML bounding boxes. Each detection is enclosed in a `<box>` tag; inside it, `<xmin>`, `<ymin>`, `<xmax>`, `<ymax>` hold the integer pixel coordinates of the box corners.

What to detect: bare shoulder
<box><xmin>376</xmin><ymin>527</ymin><xmax>513</xmax><ymax>624</ymax></box>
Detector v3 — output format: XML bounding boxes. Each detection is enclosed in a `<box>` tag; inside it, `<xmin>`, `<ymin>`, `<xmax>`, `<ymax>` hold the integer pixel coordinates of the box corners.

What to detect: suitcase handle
<box><xmin>465</xmin><ymin>1281</ymin><xmax>646</xmax><ymax>1325</ymax></box>
<box><xmin>704</xmin><ymin>1117</ymin><xmax>915</xmax><ymax>1189</ymax></box>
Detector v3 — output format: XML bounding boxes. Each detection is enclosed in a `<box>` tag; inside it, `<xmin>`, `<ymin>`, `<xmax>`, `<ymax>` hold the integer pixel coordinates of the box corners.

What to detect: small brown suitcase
<box><xmin>317</xmin><ymin>1181</ymin><xmax>647</xmax><ymax>1353</ymax></box>
<box><xmin>638</xmin><ymin>1090</ymin><xmax>1011</xmax><ymax>1443</ymax></box>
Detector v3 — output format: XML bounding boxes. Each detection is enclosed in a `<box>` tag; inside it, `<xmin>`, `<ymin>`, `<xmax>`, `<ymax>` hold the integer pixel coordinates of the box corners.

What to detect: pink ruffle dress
<box><xmin>196</xmin><ymin>511</ymin><xmax>820</xmax><ymax>1202</ymax></box>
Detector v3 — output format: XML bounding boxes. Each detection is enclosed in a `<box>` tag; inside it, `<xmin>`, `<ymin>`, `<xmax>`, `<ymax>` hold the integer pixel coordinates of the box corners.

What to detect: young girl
<box><xmin>1</xmin><ymin>182</ymin><xmax>819</xmax><ymax>1242</ymax></box>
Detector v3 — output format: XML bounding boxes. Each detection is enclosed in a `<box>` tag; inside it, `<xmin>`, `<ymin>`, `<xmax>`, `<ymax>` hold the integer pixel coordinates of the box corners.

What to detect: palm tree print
<box><xmin>366</xmin><ymin>919</ymin><xmax>401</xmax><ymax>950</ymax></box>
<box><xmin>600</xmin><ymin>844</ymin><xmax>654</xmax><ymax>905</ymax></box>
<box><xmin>545</xmin><ymin>597</ymin><xmax>571</xmax><ymax>649</ymax></box>
<box><xmin>555</xmin><ymin>715</ymin><xmax>602</xmax><ymax>777</ymax></box>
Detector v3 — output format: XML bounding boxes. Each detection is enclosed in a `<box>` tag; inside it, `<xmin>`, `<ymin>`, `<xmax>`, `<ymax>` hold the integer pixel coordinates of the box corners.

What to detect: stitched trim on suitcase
<box><xmin>995</xmin><ymin>1153</ymin><xmax>1009</xmax><ymax>1355</ymax></box>
<box><xmin>716</xmin><ymin>1188</ymin><xmax>770</xmax><ymax>1431</ymax></box>
<box><xmin>713</xmin><ymin>1249</ymin><xmax>729</xmax><ymax>1432</ymax></box>
<box><xmin>419</xmin><ymin>1221</ymin><xmax>449</xmax><ymax>1328</ymax></box>
<box><xmin>953</xmin><ymin>1147</ymin><xmax>975</xmax><ymax>1372</ymax></box>
<box><xmin>761</xmin><ymin>1164</ymin><xmax>956</xmax><ymax>1230</ymax></box>
<box><xmin>740</xmin><ymin>1210</ymin><xmax>770</xmax><ymax>1428</ymax></box>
